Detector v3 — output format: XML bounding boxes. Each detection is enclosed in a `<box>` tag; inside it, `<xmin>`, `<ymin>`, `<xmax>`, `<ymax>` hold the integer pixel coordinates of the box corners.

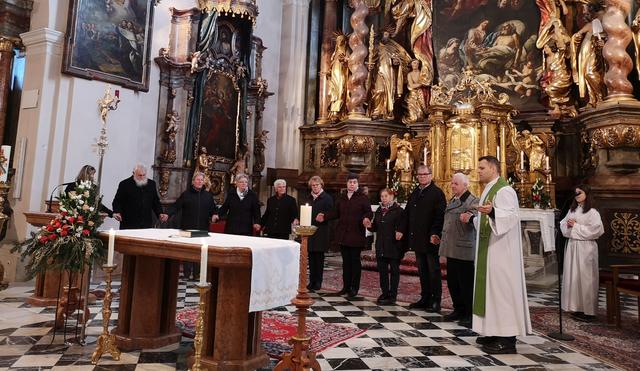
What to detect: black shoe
<box><xmin>336</xmin><ymin>288</ymin><xmax>348</xmax><ymax>295</ymax></box>
<box><xmin>312</xmin><ymin>285</ymin><xmax>322</xmax><ymax>291</ymax></box>
<box><xmin>443</xmin><ymin>311</ymin><xmax>462</xmax><ymax>321</ymax></box>
<box><xmin>408</xmin><ymin>300</ymin><xmax>428</xmax><ymax>309</ymax></box>
<box><xmin>346</xmin><ymin>291</ymin><xmax>358</xmax><ymax>300</ymax></box>
<box><xmin>376</xmin><ymin>294</ymin><xmax>389</xmax><ymax>305</ymax></box>
<box><xmin>475</xmin><ymin>336</ymin><xmax>496</xmax><ymax>345</ymax></box>
<box><xmin>458</xmin><ymin>317</ymin><xmax>472</xmax><ymax>328</ymax></box>
<box><xmin>428</xmin><ymin>302</ymin><xmax>441</xmax><ymax>313</ymax></box>
<box><xmin>572</xmin><ymin>312</ymin><xmax>596</xmax><ymax>322</ymax></box>
<box><xmin>482</xmin><ymin>340</ymin><xmax>517</xmax><ymax>354</ymax></box>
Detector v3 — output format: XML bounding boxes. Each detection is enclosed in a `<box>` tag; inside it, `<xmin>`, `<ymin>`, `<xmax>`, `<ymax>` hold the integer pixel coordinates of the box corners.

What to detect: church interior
<box><xmin>0</xmin><ymin>0</ymin><xmax>639</xmax><ymax>369</ymax></box>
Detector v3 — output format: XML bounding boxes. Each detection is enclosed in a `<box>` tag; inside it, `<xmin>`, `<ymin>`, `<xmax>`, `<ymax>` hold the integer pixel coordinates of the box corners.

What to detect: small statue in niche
<box><xmin>390</xmin><ymin>133</ymin><xmax>420</xmax><ymax>183</ymax></box>
<box><xmin>402</xmin><ymin>60</ymin><xmax>428</xmax><ymax>124</ymax></box>
<box><xmin>327</xmin><ymin>34</ymin><xmax>349</xmax><ymax>121</ymax></box>
<box><xmin>514</xmin><ymin>130</ymin><xmax>547</xmax><ymax>172</ymax></box>
<box><xmin>253</xmin><ymin>130</ymin><xmax>268</xmax><ymax>174</ymax></box>
<box><xmin>194</xmin><ymin>146</ymin><xmax>212</xmax><ymax>190</ymax></box>
<box><xmin>229</xmin><ymin>145</ymin><xmax>250</xmax><ymax>184</ymax></box>
<box><xmin>571</xmin><ymin>3</ymin><xmax>606</xmax><ymax>108</ymax></box>
<box><xmin>160</xmin><ymin>110</ymin><xmax>180</xmax><ymax>164</ymax></box>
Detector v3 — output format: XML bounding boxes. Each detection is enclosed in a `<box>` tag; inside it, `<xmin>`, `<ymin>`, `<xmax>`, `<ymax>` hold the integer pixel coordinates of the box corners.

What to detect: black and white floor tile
<box><xmin>0</xmin><ymin>275</ymin><xmax>625</xmax><ymax>371</ymax></box>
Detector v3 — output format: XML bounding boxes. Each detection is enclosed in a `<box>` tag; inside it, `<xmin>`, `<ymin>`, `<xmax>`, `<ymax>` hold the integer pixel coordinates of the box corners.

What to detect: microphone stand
<box><xmin>47</xmin><ymin>183</ymin><xmax>73</xmax><ymax>212</ymax></box>
<box><xmin>548</xmin><ymin>198</ymin><xmax>574</xmax><ymax>341</ymax></box>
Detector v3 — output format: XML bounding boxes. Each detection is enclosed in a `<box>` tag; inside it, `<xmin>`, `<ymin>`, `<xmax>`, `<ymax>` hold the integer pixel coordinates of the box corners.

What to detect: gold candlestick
<box><xmin>91</xmin><ymin>264</ymin><xmax>121</xmax><ymax>364</ymax></box>
<box><xmin>516</xmin><ymin>168</ymin><xmax>529</xmax><ymax>208</ymax></box>
<box><xmin>274</xmin><ymin>225</ymin><xmax>320</xmax><ymax>371</ymax></box>
<box><xmin>190</xmin><ymin>282</ymin><xmax>211</xmax><ymax>371</ymax></box>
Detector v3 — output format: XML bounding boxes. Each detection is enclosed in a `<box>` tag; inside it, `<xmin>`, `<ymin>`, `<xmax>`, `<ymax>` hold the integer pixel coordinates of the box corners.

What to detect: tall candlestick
<box><xmin>300</xmin><ymin>204</ymin><xmax>312</xmax><ymax>226</ymax></box>
<box><xmin>386</xmin><ymin>159</ymin><xmax>390</xmax><ymax>171</ymax></box>
<box><xmin>520</xmin><ymin>151</ymin><xmax>525</xmax><ymax>170</ymax></box>
<box><xmin>199</xmin><ymin>240</ymin><xmax>208</xmax><ymax>284</ymax></box>
<box><xmin>107</xmin><ymin>228</ymin><xmax>115</xmax><ymax>266</ymax></box>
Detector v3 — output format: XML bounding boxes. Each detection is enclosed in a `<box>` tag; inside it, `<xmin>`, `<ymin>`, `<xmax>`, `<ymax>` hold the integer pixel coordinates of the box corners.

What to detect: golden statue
<box><xmin>631</xmin><ymin>7</ymin><xmax>640</xmax><ymax>79</ymax></box>
<box><xmin>541</xmin><ymin>42</ymin><xmax>575</xmax><ymax>116</ymax></box>
<box><xmin>571</xmin><ymin>7</ymin><xmax>606</xmax><ymax>107</ymax></box>
<box><xmin>390</xmin><ymin>133</ymin><xmax>423</xmax><ymax>183</ymax></box>
<box><xmin>195</xmin><ymin>147</ymin><xmax>212</xmax><ymax>190</ymax></box>
<box><xmin>402</xmin><ymin>60</ymin><xmax>428</xmax><ymax>124</ymax></box>
<box><xmin>514</xmin><ymin>130</ymin><xmax>547</xmax><ymax>172</ymax></box>
<box><xmin>327</xmin><ymin>34</ymin><xmax>349</xmax><ymax>121</ymax></box>
<box><xmin>229</xmin><ymin>146</ymin><xmax>250</xmax><ymax>184</ymax></box>
<box><xmin>391</xmin><ymin>0</ymin><xmax>434</xmax><ymax>88</ymax></box>
<box><xmin>370</xmin><ymin>30</ymin><xmax>412</xmax><ymax>120</ymax></box>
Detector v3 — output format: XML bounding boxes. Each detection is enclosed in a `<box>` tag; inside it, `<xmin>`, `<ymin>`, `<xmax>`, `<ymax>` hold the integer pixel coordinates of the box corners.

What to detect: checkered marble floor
<box><xmin>0</xmin><ymin>277</ymin><xmax>624</xmax><ymax>371</ymax></box>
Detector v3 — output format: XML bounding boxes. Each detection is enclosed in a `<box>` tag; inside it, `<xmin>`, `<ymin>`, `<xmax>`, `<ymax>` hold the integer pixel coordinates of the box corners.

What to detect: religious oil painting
<box><xmin>198</xmin><ymin>74</ymin><xmax>240</xmax><ymax>161</ymax></box>
<box><xmin>433</xmin><ymin>0</ymin><xmax>545</xmax><ymax>111</ymax></box>
<box><xmin>62</xmin><ymin>0</ymin><xmax>155</xmax><ymax>91</ymax></box>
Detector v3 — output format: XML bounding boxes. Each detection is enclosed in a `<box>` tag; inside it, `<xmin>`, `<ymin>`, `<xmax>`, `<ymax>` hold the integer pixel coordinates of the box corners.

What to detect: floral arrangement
<box><xmin>13</xmin><ymin>181</ymin><xmax>105</xmax><ymax>276</ymax></box>
<box><xmin>531</xmin><ymin>177</ymin><xmax>551</xmax><ymax>209</ymax></box>
<box><xmin>390</xmin><ymin>172</ymin><xmax>418</xmax><ymax>204</ymax></box>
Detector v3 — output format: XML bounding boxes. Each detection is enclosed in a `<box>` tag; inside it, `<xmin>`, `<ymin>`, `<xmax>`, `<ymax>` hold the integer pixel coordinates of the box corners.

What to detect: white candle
<box><xmin>386</xmin><ymin>159</ymin><xmax>390</xmax><ymax>170</ymax></box>
<box><xmin>546</xmin><ymin>155</ymin><xmax>550</xmax><ymax>170</ymax></box>
<box><xmin>520</xmin><ymin>151</ymin><xmax>525</xmax><ymax>170</ymax></box>
<box><xmin>300</xmin><ymin>204</ymin><xmax>312</xmax><ymax>226</ymax></box>
<box><xmin>200</xmin><ymin>239</ymin><xmax>208</xmax><ymax>284</ymax></box>
<box><xmin>107</xmin><ymin>228</ymin><xmax>115</xmax><ymax>266</ymax></box>
<box><xmin>423</xmin><ymin>147</ymin><xmax>427</xmax><ymax>165</ymax></box>
<box><xmin>497</xmin><ymin>145</ymin><xmax>500</xmax><ymax>157</ymax></box>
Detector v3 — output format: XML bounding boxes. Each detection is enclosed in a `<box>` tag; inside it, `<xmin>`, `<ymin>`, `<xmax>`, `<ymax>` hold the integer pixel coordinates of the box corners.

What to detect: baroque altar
<box><xmin>152</xmin><ymin>0</ymin><xmax>270</xmax><ymax>206</ymax></box>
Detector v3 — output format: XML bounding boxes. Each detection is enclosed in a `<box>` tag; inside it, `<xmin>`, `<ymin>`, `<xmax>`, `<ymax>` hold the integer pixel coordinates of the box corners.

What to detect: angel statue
<box><xmin>229</xmin><ymin>145</ymin><xmax>250</xmax><ymax>184</ymax></box>
<box><xmin>513</xmin><ymin>130</ymin><xmax>547</xmax><ymax>172</ymax></box>
<box><xmin>390</xmin><ymin>133</ymin><xmax>422</xmax><ymax>183</ymax></box>
<box><xmin>327</xmin><ymin>34</ymin><xmax>349</xmax><ymax>121</ymax></box>
<box><xmin>370</xmin><ymin>29</ymin><xmax>412</xmax><ymax>120</ymax></box>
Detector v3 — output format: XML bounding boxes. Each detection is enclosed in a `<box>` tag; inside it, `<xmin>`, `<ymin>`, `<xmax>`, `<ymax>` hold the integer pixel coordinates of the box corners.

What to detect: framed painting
<box><xmin>433</xmin><ymin>0</ymin><xmax>545</xmax><ymax>112</ymax></box>
<box><xmin>197</xmin><ymin>73</ymin><xmax>240</xmax><ymax>160</ymax></box>
<box><xmin>62</xmin><ymin>0</ymin><xmax>155</xmax><ymax>91</ymax></box>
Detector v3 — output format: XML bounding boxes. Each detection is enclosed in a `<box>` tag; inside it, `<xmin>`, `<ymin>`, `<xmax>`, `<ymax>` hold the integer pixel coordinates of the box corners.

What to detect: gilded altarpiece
<box><xmin>153</xmin><ymin>2</ymin><xmax>269</xmax><ymax>205</ymax></box>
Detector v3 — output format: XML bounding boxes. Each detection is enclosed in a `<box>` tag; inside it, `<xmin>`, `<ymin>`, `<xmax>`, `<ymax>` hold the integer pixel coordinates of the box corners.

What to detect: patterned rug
<box><xmin>320</xmin><ymin>267</ymin><xmax>453</xmax><ymax>309</ymax></box>
<box><xmin>176</xmin><ymin>309</ymin><xmax>366</xmax><ymax>358</ymax></box>
<box><xmin>530</xmin><ymin>306</ymin><xmax>640</xmax><ymax>370</ymax></box>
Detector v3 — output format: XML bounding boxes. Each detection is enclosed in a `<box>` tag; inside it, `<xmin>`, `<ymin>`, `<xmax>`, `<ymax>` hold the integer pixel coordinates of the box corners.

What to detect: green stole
<box><xmin>472</xmin><ymin>177</ymin><xmax>509</xmax><ymax>316</ymax></box>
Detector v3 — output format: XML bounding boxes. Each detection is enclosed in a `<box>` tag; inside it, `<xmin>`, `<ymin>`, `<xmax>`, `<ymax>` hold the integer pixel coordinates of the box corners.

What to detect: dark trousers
<box><xmin>183</xmin><ymin>262</ymin><xmax>200</xmax><ymax>279</ymax></box>
<box><xmin>266</xmin><ymin>233</ymin><xmax>290</xmax><ymax>240</ymax></box>
<box><xmin>340</xmin><ymin>246</ymin><xmax>362</xmax><ymax>293</ymax></box>
<box><xmin>446</xmin><ymin>257</ymin><xmax>474</xmax><ymax>316</ymax></box>
<box><xmin>308</xmin><ymin>251</ymin><xmax>325</xmax><ymax>289</ymax></box>
<box><xmin>415</xmin><ymin>251</ymin><xmax>442</xmax><ymax>305</ymax></box>
<box><xmin>377</xmin><ymin>257</ymin><xmax>400</xmax><ymax>299</ymax></box>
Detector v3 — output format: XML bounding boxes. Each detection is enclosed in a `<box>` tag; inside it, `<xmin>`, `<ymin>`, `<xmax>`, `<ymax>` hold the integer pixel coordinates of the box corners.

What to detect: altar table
<box><xmin>100</xmin><ymin>229</ymin><xmax>300</xmax><ymax>371</ymax></box>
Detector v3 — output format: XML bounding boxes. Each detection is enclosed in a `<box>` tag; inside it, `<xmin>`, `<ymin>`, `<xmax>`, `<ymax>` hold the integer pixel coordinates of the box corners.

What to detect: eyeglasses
<box><xmin>417</xmin><ymin>173</ymin><xmax>432</xmax><ymax>176</ymax></box>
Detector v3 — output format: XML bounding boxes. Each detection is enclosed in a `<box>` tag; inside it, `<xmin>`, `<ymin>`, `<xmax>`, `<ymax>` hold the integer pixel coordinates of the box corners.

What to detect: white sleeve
<box><xmin>560</xmin><ymin>211</ymin><xmax>572</xmax><ymax>238</ymax></box>
<box><xmin>570</xmin><ymin>209</ymin><xmax>605</xmax><ymax>241</ymax></box>
<box><xmin>488</xmin><ymin>186</ymin><xmax>520</xmax><ymax>237</ymax></box>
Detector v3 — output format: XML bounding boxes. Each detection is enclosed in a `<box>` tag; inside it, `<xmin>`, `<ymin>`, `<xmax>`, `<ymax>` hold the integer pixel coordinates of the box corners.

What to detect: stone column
<box><xmin>0</xmin><ymin>37</ymin><xmax>16</xmax><ymax>145</ymax></box>
<box><xmin>316</xmin><ymin>0</ymin><xmax>338</xmax><ymax>123</ymax></box>
<box><xmin>276</xmin><ymin>0</ymin><xmax>311</xmax><ymax>169</ymax></box>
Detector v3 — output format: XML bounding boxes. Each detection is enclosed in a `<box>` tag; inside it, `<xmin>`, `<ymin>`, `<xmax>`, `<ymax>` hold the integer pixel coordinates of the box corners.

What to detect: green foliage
<box><xmin>12</xmin><ymin>181</ymin><xmax>105</xmax><ymax>277</ymax></box>
<box><xmin>530</xmin><ymin>177</ymin><xmax>551</xmax><ymax>209</ymax></box>
<box><xmin>390</xmin><ymin>172</ymin><xmax>418</xmax><ymax>203</ymax></box>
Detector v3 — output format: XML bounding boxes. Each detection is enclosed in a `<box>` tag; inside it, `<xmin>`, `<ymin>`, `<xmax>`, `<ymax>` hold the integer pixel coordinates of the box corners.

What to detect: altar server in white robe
<box><xmin>560</xmin><ymin>184</ymin><xmax>604</xmax><ymax>322</ymax></box>
<box><xmin>472</xmin><ymin>156</ymin><xmax>532</xmax><ymax>354</ymax></box>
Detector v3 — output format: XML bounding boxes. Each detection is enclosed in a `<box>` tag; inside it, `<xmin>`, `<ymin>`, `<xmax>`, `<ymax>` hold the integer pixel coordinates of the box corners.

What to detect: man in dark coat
<box><xmin>260</xmin><ymin>179</ymin><xmax>299</xmax><ymax>240</ymax></box>
<box><xmin>169</xmin><ymin>172</ymin><xmax>218</xmax><ymax>279</ymax></box>
<box><xmin>306</xmin><ymin>176</ymin><xmax>333</xmax><ymax>291</ymax></box>
<box><xmin>319</xmin><ymin>173</ymin><xmax>373</xmax><ymax>299</ymax></box>
<box><xmin>113</xmin><ymin>164</ymin><xmax>167</xmax><ymax>229</ymax></box>
<box><xmin>213</xmin><ymin>173</ymin><xmax>261</xmax><ymax>236</ymax></box>
<box><xmin>406</xmin><ymin>165</ymin><xmax>446</xmax><ymax>312</ymax></box>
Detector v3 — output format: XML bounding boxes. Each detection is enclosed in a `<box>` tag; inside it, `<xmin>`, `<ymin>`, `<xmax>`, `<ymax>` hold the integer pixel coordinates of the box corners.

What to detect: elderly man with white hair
<box><xmin>439</xmin><ymin>172</ymin><xmax>479</xmax><ymax>327</ymax></box>
<box><xmin>113</xmin><ymin>163</ymin><xmax>167</xmax><ymax>229</ymax></box>
<box><xmin>260</xmin><ymin>179</ymin><xmax>299</xmax><ymax>239</ymax></box>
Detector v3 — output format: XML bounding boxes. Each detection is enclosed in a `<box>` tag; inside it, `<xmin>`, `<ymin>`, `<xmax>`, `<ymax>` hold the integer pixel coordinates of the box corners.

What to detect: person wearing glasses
<box><xmin>472</xmin><ymin>156</ymin><xmax>531</xmax><ymax>354</ymax></box>
<box><xmin>406</xmin><ymin>165</ymin><xmax>446</xmax><ymax>313</ymax></box>
<box><xmin>306</xmin><ymin>176</ymin><xmax>333</xmax><ymax>291</ymax></box>
<box><xmin>560</xmin><ymin>184</ymin><xmax>604</xmax><ymax>322</ymax></box>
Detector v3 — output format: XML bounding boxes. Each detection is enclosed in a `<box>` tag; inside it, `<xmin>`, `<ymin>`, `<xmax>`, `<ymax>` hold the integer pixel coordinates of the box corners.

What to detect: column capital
<box><xmin>20</xmin><ymin>28</ymin><xmax>64</xmax><ymax>48</ymax></box>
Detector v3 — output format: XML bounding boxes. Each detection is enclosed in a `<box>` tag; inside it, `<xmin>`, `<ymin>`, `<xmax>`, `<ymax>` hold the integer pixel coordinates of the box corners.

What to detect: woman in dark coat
<box><xmin>260</xmin><ymin>179</ymin><xmax>299</xmax><ymax>240</ymax></box>
<box><xmin>320</xmin><ymin>173</ymin><xmax>373</xmax><ymax>299</ymax></box>
<box><xmin>306</xmin><ymin>176</ymin><xmax>333</xmax><ymax>291</ymax></box>
<box><xmin>369</xmin><ymin>188</ymin><xmax>406</xmax><ymax>305</ymax></box>
<box><xmin>213</xmin><ymin>173</ymin><xmax>261</xmax><ymax>236</ymax></box>
<box><xmin>65</xmin><ymin>165</ymin><xmax>113</xmax><ymax>217</ymax></box>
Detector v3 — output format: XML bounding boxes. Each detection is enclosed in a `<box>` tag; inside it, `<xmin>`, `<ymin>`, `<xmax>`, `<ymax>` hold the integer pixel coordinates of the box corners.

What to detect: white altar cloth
<box><xmin>518</xmin><ymin>209</ymin><xmax>556</xmax><ymax>252</ymax></box>
<box><xmin>112</xmin><ymin>229</ymin><xmax>300</xmax><ymax>312</ymax></box>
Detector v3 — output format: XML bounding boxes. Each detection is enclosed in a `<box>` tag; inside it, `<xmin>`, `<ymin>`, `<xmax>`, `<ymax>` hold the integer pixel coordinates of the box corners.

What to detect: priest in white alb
<box><xmin>472</xmin><ymin>156</ymin><xmax>532</xmax><ymax>354</ymax></box>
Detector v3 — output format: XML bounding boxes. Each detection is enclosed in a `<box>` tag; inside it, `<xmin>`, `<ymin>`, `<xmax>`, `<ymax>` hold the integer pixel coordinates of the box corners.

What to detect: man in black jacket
<box><xmin>113</xmin><ymin>164</ymin><xmax>167</xmax><ymax>229</ymax></box>
<box><xmin>260</xmin><ymin>179</ymin><xmax>298</xmax><ymax>239</ymax></box>
<box><xmin>169</xmin><ymin>172</ymin><xmax>217</xmax><ymax>279</ymax></box>
<box><xmin>212</xmin><ymin>173</ymin><xmax>261</xmax><ymax>236</ymax></box>
<box><xmin>406</xmin><ymin>165</ymin><xmax>446</xmax><ymax>312</ymax></box>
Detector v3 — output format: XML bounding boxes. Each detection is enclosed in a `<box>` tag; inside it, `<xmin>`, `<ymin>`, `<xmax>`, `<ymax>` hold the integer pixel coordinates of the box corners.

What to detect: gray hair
<box><xmin>274</xmin><ymin>179</ymin><xmax>287</xmax><ymax>187</ymax></box>
<box><xmin>451</xmin><ymin>172</ymin><xmax>469</xmax><ymax>187</ymax></box>
<box><xmin>132</xmin><ymin>163</ymin><xmax>147</xmax><ymax>174</ymax></box>
<box><xmin>416</xmin><ymin>164</ymin><xmax>431</xmax><ymax>174</ymax></box>
<box><xmin>192</xmin><ymin>172</ymin><xmax>206</xmax><ymax>181</ymax></box>
<box><xmin>308</xmin><ymin>175</ymin><xmax>324</xmax><ymax>187</ymax></box>
<box><xmin>235</xmin><ymin>173</ymin><xmax>249</xmax><ymax>182</ymax></box>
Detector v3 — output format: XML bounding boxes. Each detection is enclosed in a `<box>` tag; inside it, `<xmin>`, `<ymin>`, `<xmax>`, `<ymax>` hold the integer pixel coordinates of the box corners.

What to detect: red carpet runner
<box><xmin>176</xmin><ymin>309</ymin><xmax>366</xmax><ymax>359</ymax></box>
